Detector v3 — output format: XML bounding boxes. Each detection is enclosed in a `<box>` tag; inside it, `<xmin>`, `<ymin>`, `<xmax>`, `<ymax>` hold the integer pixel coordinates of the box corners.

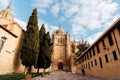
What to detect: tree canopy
<box><xmin>35</xmin><ymin>24</ymin><xmax>53</xmax><ymax>73</ymax></box>
<box><xmin>20</xmin><ymin>8</ymin><xmax>39</xmax><ymax>73</ymax></box>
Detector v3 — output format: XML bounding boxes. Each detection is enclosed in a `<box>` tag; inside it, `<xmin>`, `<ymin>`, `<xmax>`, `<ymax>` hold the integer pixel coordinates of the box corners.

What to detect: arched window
<box><xmin>0</xmin><ymin>36</ymin><xmax>7</xmax><ymax>52</ymax></box>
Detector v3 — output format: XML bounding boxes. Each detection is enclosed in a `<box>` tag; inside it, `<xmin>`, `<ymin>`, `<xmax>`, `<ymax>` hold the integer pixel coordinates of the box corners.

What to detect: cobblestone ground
<box><xmin>31</xmin><ymin>70</ymin><xmax>118</xmax><ymax>80</ymax></box>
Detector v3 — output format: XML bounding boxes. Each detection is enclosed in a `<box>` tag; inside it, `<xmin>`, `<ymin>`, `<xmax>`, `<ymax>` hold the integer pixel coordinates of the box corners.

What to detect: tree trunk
<box><xmin>37</xmin><ymin>68</ymin><xmax>39</xmax><ymax>73</ymax></box>
<box><xmin>28</xmin><ymin>65</ymin><xmax>32</xmax><ymax>74</ymax></box>
<box><xmin>42</xmin><ymin>58</ymin><xmax>46</xmax><ymax>76</ymax></box>
<box><xmin>42</xmin><ymin>68</ymin><xmax>45</xmax><ymax>77</ymax></box>
<box><xmin>24</xmin><ymin>66</ymin><xmax>27</xmax><ymax>74</ymax></box>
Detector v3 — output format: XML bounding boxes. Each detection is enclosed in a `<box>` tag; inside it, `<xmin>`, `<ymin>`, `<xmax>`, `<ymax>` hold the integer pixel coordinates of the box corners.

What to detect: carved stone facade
<box><xmin>50</xmin><ymin>27</ymin><xmax>71</xmax><ymax>71</ymax></box>
<box><xmin>0</xmin><ymin>5</ymin><xmax>24</xmax><ymax>74</ymax></box>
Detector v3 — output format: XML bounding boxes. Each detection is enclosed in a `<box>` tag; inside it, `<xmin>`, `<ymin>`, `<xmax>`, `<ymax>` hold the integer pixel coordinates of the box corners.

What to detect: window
<box><xmin>108</xmin><ymin>33</ymin><xmax>114</xmax><ymax>46</ymax></box>
<box><xmin>87</xmin><ymin>52</ymin><xmax>89</xmax><ymax>59</ymax></box>
<box><xmin>88</xmin><ymin>62</ymin><xmax>90</xmax><ymax>70</ymax></box>
<box><xmin>89</xmin><ymin>51</ymin><xmax>92</xmax><ymax>58</ymax></box>
<box><xmin>85</xmin><ymin>54</ymin><xmax>87</xmax><ymax>61</ymax></box>
<box><xmin>99</xmin><ymin>57</ymin><xmax>103</xmax><ymax>68</ymax></box>
<box><xmin>91</xmin><ymin>61</ymin><xmax>93</xmax><ymax>67</ymax></box>
<box><xmin>0</xmin><ymin>40</ymin><xmax>3</xmax><ymax>51</ymax></box>
<box><xmin>92</xmin><ymin>48</ymin><xmax>95</xmax><ymax>56</ymax></box>
<box><xmin>60</xmin><ymin>38</ymin><xmax>62</xmax><ymax>43</ymax></box>
<box><xmin>86</xmin><ymin>63</ymin><xmax>87</xmax><ymax>68</ymax></box>
<box><xmin>102</xmin><ymin>39</ymin><xmax>106</xmax><ymax>49</ymax></box>
<box><xmin>95</xmin><ymin>59</ymin><xmax>97</xmax><ymax>66</ymax></box>
<box><xmin>112</xmin><ymin>50</ymin><xmax>118</xmax><ymax>60</ymax></box>
<box><xmin>84</xmin><ymin>55</ymin><xmax>86</xmax><ymax>61</ymax></box>
<box><xmin>105</xmin><ymin>54</ymin><xmax>109</xmax><ymax>63</ymax></box>
<box><xmin>117</xmin><ymin>25</ymin><xmax>120</xmax><ymax>35</ymax></box>
<box><xmin>96</xmin><ymin>44</ymin><xmax>100</xmax><ymax>53</ymax></box>
<box><xmin>0</xmin><ymin>36</ymin><xmax>7</xmax><ymax>52</ymax></box>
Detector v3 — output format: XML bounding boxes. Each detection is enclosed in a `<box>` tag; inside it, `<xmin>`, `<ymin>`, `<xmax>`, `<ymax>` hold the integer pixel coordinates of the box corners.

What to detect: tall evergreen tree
<box><xmin>36</xmin><ymin>24</ymin><xmax>53</xmax><ymax>74</ymax></box>
<box><xmin>35</xmin><ymin>24</ymin><xmax>46</xmax><ymax>73</ymax></box>
<box><xmin>20</xmin><ymin>8</ymin><xmax>39</xmax><ymax>73</ymax></box>
<box><xmin>43</xmin><ymin>32</ymin><xmax>52</xmax><ymax>71</ymax></box>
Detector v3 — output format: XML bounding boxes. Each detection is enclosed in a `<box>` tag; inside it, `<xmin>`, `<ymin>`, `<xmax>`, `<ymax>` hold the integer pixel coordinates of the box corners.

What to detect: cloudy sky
<box><xmin>0</xmin><ymin>0</ymin><xmax>120</xmax><ymax>44</ymax></box>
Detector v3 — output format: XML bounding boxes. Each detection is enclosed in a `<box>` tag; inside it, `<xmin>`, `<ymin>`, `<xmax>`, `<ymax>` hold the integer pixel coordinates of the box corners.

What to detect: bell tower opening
<box><xmin>58</xmin><ymin>62</ymin><xmax>63</xmax><ymax>70</ymax></box>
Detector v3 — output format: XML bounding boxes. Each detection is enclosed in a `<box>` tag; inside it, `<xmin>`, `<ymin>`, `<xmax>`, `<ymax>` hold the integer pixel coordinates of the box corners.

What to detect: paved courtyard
<box><xmin>31</xmin><ymin>70</ymin><xmax>116</xmax><ymax>80</ymax></box>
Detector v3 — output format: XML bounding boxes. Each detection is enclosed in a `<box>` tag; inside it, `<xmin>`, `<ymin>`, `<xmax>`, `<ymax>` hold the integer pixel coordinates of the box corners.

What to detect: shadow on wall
<box><xmin>13</xmin><ymin>32</ymin><xmax>24</xmax><ymax>73</ymax></box>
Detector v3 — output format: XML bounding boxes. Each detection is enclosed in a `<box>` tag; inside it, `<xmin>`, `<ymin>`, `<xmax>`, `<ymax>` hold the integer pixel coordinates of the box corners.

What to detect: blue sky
<box><xmin>0</xmin><ymin>0</ymin><xmax>120</xmax><ymax>44</ymax></box>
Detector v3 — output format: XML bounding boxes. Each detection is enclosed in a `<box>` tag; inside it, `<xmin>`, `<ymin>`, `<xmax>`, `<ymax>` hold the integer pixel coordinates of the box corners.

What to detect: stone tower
<box><xmin>51</xmin><ymin>27</ymin><xmax>71</xmax><ymax>71</ymax></box>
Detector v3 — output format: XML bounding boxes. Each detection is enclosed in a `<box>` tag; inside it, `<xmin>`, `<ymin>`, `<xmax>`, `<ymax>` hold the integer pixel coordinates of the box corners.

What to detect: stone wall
<box><xmin>0</xmin><ymin>24</ymin><xmax>24</xmax><ymax>74</ymax></box>
<box><xmin>75</xmin><ymin>18</ymin><xmax>120</xmax><ymax>79</ymax></box>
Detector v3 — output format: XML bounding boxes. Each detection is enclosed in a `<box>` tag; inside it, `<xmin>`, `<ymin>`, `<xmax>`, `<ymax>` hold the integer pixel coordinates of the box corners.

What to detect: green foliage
<box><xmin>0</xmin><ymin>73</ymin><xmax>25</xmax><ymax>80</ymax></box>
<box><xmin>20</xmin><ymin>8</ymin><xmax>39</xmax><ymax>73</ymax></box>
<box><xmin>0</xmin><ymin>73</ymin><xmax>44</xmax><ymax>80</ymax></box>
<box><xmin>75</xmin><ymin>40</ymin><xmax>90</xmax><ymax>58</ymax></box>
<box><xmin>77</xmin><ymin>40</ymin><xmax>90</xmax><ymax>52</ymax></box>
<box><xmin>36</xmin><ymin>24</ymin><xmax>53</xmax><ymax>72</ymax></box>
<box><xmin>20</xmin><ymin>8</ymin><xmax>52</xmax><ymax>74</ymax></box>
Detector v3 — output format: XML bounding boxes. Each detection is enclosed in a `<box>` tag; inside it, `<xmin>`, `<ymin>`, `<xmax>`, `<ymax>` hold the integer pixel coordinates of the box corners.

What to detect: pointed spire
<box><xmin>0</xmin><ymin>0</ymin><xmax>14</xmax><ymax>21</ymax></box>
<box><xmin>59</xmin><ymin>26</ymin><xmax>61</xmax><ymax>30</ymax></box>
<box><xmin>6</xmin><ymin>0</ymin><xmax>12</xmax><ymax>9</ymax></box>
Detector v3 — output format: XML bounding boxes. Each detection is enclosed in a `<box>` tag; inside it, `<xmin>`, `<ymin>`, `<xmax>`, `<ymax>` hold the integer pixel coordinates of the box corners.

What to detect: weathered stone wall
<box><xmin>75</xmin><ymin>18</ymin><xmax>120</xmax><ymax>79</ymax></box>
<box><xmin>0</xmin><ymin>24</ymin><xmax>24</xmax><ymax>74</ymax></box>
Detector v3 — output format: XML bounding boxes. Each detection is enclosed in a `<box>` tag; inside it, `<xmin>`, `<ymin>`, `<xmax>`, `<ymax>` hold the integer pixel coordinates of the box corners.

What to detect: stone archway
<box><xmin>58</xmin><ymin>62</ymin><xmax>63</xmax><ymax>70</ymax></box>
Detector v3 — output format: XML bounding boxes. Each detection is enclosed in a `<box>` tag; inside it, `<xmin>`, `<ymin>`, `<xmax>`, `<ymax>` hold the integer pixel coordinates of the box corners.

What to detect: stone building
<box><xmin>71</xmin><ymin>41</ymin><xmax>81</xmax><ymax>73</ymax></box>
<box><xmin>50</xmin><ymin>27</ymin><xmax>71</xmax><ymax>71</ymax></box>
<box><xmin>75</xmin><ymin>17</ymin><xmax>120</xmax><ymax>79</ymax></box>
<box><xmin>0</xmin><ymin>4</ymin><xmax>24</xmax><ymax>74</ymax></box>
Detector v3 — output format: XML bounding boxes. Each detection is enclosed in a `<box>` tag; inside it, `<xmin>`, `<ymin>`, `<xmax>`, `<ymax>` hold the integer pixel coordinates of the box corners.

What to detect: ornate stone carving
<box><xmin>0</xmin><ymin>4</ymin><xmax>14</xmax><ymax>21</ymax></box>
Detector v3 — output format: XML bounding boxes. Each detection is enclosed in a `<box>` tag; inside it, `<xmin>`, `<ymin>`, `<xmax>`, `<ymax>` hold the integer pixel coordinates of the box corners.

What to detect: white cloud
<box><xmin>85</xmin><ymin>31</ymin><xmax>103</xmax><ymax>45</ymax></box>
<box><xmin>51</xmin><ymin>3</ymin><xmax>60</xmax><ymax>16</ymax></box>
<box><xmin>33</xmin><ymin>0</ymin><xmax>119</xmax><ymax>43</ymax></box>
<box><xmin>32</xmin><ymin>0</ymin><xmax>55</xmax><ymax>14</ymax></box>
<box><xmin>64</xmin><ymin>5</ymin><xmax>79</xmax><ymax>17</ymax></box>
<box><xmin>68</xmin><ymin>0</ymin><xmax>119</xmax><ymax>38</ymax></box>
<box><xmin>0</xmin><ymin>0</ymin><xmax>9</xmax><ymax>6</ymax></box>
<box><xmin>14</xmin><ymin>18</ymin><xmax>27</xmax><ymax>30</ymax></box>
<box><xmin>72</xmin><ymin>24</ymin><xmax>85</xmax><ymax>35</ymax></box>
<box><xmin>33</xmin><ymin>0</ymin><xmax>54</xmax><ymax>8</ymax></box>
<box><xmin>0</xmin><ymin>0</ymin><xmax>10</xmax><ymax>10</ymax></box>
<box><xmin>38</xmin><ymin>18</ymin><xmax>58</xmax><ymax>35</ymax></box>
<box><xmin>43</xmin><ymin>24</ymin><xmax>58</xmax><ymax>36</ymax></box>
<box><xmin>38</xmin><ymin>9</ymin><xmax>47</xmax><ymax>14</ymax></box>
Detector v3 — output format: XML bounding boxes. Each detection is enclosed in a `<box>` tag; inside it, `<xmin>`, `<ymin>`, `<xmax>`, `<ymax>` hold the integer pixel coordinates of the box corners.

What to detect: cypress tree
<box><xmin>36</xmin><ymin>24</ymin><xmax>46</xmax><ymax>73</ymax></box>
<box><xmin>36</xmin><ymin>24</ymin><xmax>53</xmax><ymax>74</ymax></box>
<box><xmin>20</xmin><ymin>8</ymin><xmax>39</xmax><ymax>73</ymax></box>
<box><xmin>43</xmin><ymin>32</ymin><xmax>53</xmax><ymax>69</ymax></box>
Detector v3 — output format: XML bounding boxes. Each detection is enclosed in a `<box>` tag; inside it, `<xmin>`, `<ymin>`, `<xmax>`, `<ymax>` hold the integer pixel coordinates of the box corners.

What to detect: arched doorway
<box><xmin>58</xmin><ymin>62</ymin><xmax>63</xmax><ymax>70</ymax></box>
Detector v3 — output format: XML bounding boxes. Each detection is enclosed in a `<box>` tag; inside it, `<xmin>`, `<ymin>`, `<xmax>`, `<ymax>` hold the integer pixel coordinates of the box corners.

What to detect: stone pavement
<box><xmin>31</xmin><ymin>70</ymin><xmax>117</xmax><ymax>80</ymax></box>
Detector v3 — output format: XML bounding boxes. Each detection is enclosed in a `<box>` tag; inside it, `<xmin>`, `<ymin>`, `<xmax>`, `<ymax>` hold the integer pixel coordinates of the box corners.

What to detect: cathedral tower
<box><xmin>51</xmin><ymin>27</ymin><xmax>71</xmax><ymax>71</ymax></box>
